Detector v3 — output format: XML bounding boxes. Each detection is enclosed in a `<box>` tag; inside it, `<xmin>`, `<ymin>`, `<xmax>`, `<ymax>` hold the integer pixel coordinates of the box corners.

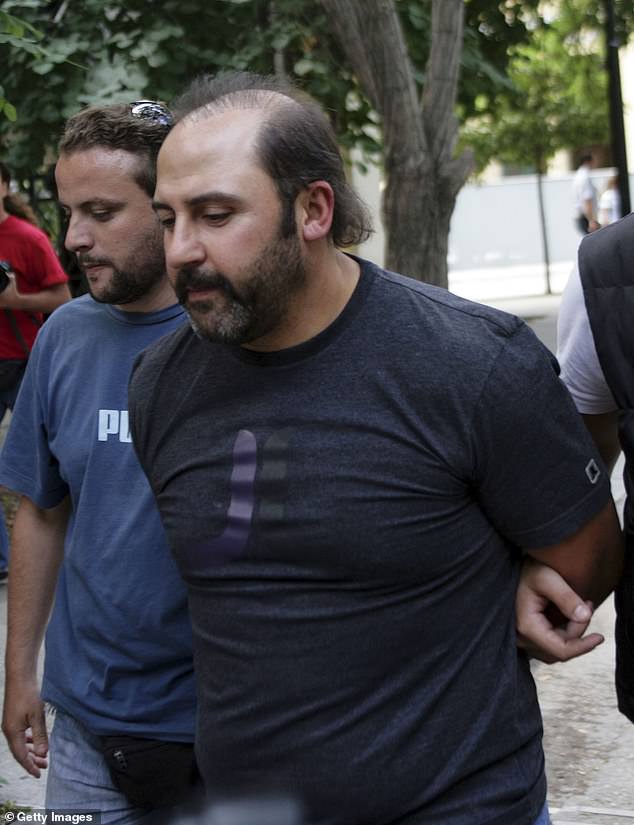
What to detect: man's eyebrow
<box><xmin>152</xmin><ymin>192</ymin><xmax>242</xmax><ymax>212</ymax></box>
<box><xmin>60</xmin><ymin>198</ymin><xmax>125</xmax><ymax>211</ymax></box>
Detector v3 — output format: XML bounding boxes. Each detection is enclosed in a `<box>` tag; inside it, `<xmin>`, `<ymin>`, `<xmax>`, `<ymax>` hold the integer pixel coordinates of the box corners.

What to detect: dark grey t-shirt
<box><xmin>130</xmin><ymin>258</ymin><xmax>609</xmax><ymax>825</ymax></box>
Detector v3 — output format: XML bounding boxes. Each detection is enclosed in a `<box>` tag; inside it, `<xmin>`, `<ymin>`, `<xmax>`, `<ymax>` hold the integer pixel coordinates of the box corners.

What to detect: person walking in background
<box><xmin>129</xmin><ymin>71</ymin><xmax>623</xmax><ymax>825</ymax></box>
<box><xmin>0</xmin><ymin>161</ymin><xmax>70</xmax><ymax>581</ymax></box>
<box><xmin>598</xmin><ymin>174</ymin><xmax>622</xmax><ymax>226</ymax></box>
<box><xmin>572</xmin><ymin>153</ymin><xmax>600</xmax><ymax>234</ymax></box>
<box><xmin>0</xmin><ymin>104</ymin><xmax>197</xmax><ymax>822</ymax></box>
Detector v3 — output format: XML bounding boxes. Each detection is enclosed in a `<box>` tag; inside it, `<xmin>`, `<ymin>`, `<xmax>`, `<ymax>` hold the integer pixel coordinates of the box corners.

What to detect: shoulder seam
<box><xmin>374</xmin><ymin>268</ymin><xmax>522</xmax><ymax>337</ymax></box>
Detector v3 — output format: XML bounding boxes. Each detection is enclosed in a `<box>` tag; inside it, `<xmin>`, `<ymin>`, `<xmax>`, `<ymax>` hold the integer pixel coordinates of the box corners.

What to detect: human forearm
<box><xmin>0</xmin><ymin>279</ymin><xmax>71</xmax><ymax>315</ymax></box>
<box><xmin>525</xmin><ymin>500</ymin><xmax>623</xmax><ymax>608</ymax></box>
<box><xmin>12</xmin><ymin>282</ymin><xmax>71</xmax><ymax>315</ymax></box>
<box><xmin>5</xmin><ymin>495</ymin><xmax>69</xmax><ymax>679</ymax></box>
<box><xmin>582</xmin><ymin>198</ymin><xmax>600</xmax><ymax>230</ymax></box>
<box><xmin>3</xmin><ymin>495</ymin><xmax>69</xmax><ymax>775</ymax></box>
<box><xmin>517</xmin><ymin>500</ymin><xmax>624</xmax><ymax>663</ymax></box>
<box><xmin>582</xmin><ymin>196</ymin><xmax>598</xmax><ymax>221</ymax></box>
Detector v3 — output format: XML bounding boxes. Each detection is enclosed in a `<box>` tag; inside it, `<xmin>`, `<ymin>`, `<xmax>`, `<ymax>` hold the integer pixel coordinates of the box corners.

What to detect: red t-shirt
<box><xmin>0</xmin><ymin>214</ymin><xmax>69</xmax><ymax>359</ymax></box>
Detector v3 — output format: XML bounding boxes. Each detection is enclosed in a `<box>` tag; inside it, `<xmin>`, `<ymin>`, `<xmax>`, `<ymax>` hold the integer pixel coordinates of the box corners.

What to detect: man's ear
<box><xmin>297</xmin><ymin>181</ymin><xmax>334</xmax><ymax>242</ymax></box>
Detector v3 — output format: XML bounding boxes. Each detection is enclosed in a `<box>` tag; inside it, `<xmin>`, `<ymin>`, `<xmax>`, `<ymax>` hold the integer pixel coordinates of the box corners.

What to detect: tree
<box><xmin>0</xmin><ymin>8</ymin><xmax>73</xmax><ymax>122</ymax></box>
<box><xmin>463</xmin><ymin>1</ymin><xmax>611</xmax><ymax>291</ymax></box>
<box><xmin>321</xmin><ymin>0</ymin><xmax>474</xmax><ymax>287</ymax></box>
<box><xmin>0</xmin><ymin>1</ymin><xmax>376</xmax><ymax>175</ymax></box>
<box><xmin>0</xmin><ymin>10</ymin><xmax>35</xmax><ymax>121</ymax></box>
<box><xmin>2</xmin><ymin>0</ymin><xmax>620</xmax><ymax>287</ymax></box>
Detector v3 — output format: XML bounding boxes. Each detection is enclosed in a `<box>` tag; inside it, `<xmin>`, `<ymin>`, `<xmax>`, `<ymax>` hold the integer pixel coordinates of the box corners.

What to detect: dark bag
<box><xmin>100</xmin><ymin>735</ymin><xmax>200</xmax><ymax>810</ymax></box>
<box><xmin>0</xmin><ymin>358</ymin><xmax>27</xmax><ymax>392</ymax></box>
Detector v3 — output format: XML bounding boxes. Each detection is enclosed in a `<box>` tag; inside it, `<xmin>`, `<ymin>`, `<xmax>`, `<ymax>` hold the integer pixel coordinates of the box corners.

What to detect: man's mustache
<box><xmin>174</xmin><ymin>268</ymin><xmax>242</xmax><ymax>303</ymax></box>
<box><xmin>78</xmin><ymin>256</ymin><xmax>112</xmax><ymax>269</ymax></box>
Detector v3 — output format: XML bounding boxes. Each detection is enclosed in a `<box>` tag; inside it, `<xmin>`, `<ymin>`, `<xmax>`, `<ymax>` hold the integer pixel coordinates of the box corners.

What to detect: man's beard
<box><xmin>80</xmin><ymin>229</ymin><xmax>166</xmax><ymax>306</ymax></box>
<box><xmin>174</xmin><ymin>231</ymin><xmax>307</xmax><ymax>346</ymax></box>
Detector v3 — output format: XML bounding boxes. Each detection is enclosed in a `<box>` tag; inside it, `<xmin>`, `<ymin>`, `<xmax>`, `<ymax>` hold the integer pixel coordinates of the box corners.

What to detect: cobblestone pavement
<box><xmin>538</xmin><ymin>597</ymin><xmax>634</xmax><ymax>825</ymax></box>
<box><xmin>1</xmin><ymin>284</ymin><xmax>633</xmax><ymax>821</ymax></box>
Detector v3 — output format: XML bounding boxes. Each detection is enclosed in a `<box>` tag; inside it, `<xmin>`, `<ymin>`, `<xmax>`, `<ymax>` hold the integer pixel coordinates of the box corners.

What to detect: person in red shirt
<box><xmin>0</xmin><ymin>162</ymin><xmax>71</xmax><ymax>578</ymax></box>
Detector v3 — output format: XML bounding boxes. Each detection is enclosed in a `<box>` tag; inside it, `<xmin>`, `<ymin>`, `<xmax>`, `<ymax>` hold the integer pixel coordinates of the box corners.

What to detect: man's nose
<box><xmin>165</xmin><ymin>220</ymin><xmax>206</xmax><ymax>273</ymax></box>
<box><xmin>64</xmin><ymin>216</ymin><xmax>93</xmax><ymax>254</ymax></box>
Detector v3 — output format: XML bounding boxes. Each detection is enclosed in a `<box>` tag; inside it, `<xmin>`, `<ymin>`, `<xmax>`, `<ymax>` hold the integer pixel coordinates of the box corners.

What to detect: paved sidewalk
<box><xmin>449</xmin><ymin>259</ymin><xmax>573</xmax><ymax>305</ymax></box>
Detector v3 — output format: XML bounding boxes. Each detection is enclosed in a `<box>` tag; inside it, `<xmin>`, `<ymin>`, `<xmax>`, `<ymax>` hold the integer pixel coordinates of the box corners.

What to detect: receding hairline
<box><xmin>177</xmin><ymin>89</ymin><xmax>301</xmax><ymax>128</ymax></box>
<box><xmin>164</xmin><ymin>95</ymin><xmax>292</xmax><ymax>165</ymax></box>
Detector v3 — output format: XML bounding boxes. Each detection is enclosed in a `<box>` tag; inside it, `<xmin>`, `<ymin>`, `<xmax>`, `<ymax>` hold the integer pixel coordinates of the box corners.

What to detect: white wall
<box><xmin>448</xmin><ymin>170</ymin><xmax>617</xmax><ymax>271</ymax></box>
<box><xmin>352</xmin><ymin>37</ymin><xmax>634</xmax><ymax>289</ymax></box>
<box><xmin>350</xmin><ymin>153</ymin><xmax>385</xmax><ymax>266</ymax></box>
<box><xmin>352</xmin><ymin>165</ymin><xmax>628</xmax><ymax>275</ymax></box>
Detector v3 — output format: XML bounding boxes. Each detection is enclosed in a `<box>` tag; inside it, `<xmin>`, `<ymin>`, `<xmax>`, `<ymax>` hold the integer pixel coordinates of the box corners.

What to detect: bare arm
<box><xmin>2</xmin><ymin>495</ymin><xmax>70</xmax><ymax>777</ymax></box>
<box><xmin>582</xmin><ymin>196</ymin><xmax>593</xmax><ymax>220</ymax></box>
<box><xmin>516</xmin><ymin>500</ymin><xmax>623</xmax><ymax>663</ymax></box>
<box><xmin>516</xmin><ymin>405</ymin><xmax>624</xmax><ymax>663</ymax></box>
<box><xmin>582</xmin><ymin>197</ymin><xmax>600</xmax><ymax>231</ymax></box>
<box><xmin>0</xmin><ymin>276</ymin><xmax>71</xmax><ymax>314</ymax></box>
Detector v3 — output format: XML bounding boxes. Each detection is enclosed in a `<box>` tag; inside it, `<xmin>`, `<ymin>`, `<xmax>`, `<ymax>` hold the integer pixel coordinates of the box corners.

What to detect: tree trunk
<box><xmin>383</xmin><ymin>155</ymin><xmax>456</xmax><ymax>286</ymax></box>
<box><xmin>319</xmin><ymin>0</ymin><xmax>473</xmax><ymax>288</ymax></box>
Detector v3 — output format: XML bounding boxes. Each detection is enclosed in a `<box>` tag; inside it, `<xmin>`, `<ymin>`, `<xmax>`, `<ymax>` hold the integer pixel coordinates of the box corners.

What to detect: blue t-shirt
<box><xmin>0</xmin><ymin>295</ymin><xmax>194</xmax><ymax>739</ymax></box>
<box><xmin>129</xmin><ymin>258</ymin><xmax>611</xmax><ymax>823</ymax></box>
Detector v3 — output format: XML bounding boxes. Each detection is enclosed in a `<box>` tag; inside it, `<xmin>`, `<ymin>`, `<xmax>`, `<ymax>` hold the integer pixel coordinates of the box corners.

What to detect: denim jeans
<box><xmin>46</xmin><ymin>709</ymin><xmax>551</xmax><ymax>825</ymax></box>
<box><xmin>46</xmin><ymin>711</ymin><xmax>157</xmax><ymax>824</ymax></box>
<box><xmin>534</xmin><ymin>800</ymin><xmax>553</xmax><ymax>825</ymax></box>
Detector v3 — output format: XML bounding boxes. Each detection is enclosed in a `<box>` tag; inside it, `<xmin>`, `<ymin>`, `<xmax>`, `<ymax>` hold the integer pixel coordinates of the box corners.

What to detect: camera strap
<box><xmin>3</xmin><ymin>308</ymin><xmax>40</xmax><ymax>358</ymax></box>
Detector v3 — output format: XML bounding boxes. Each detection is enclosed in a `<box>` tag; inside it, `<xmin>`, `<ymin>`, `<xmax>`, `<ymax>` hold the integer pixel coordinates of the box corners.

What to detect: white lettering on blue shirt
<box><xmin>98</xmin><ymin>409</ymin><xmax>132</xmax><ymax>443</ymax></box>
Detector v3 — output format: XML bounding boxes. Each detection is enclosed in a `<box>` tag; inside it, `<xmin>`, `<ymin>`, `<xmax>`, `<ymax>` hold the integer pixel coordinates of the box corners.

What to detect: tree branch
<box><xmin>318</xmin><ymin>0</ymin><xmax>426</xmax><ymax>162</ymax></box>
<box><xmin>422</xmin><ymin>0</ymin><xmax>465</xmax><ymax>164</ymax></box>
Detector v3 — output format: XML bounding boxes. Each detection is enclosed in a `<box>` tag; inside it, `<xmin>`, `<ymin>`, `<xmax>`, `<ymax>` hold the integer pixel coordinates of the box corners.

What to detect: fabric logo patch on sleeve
<box><xmin>585</xmin><ymin>459</ymin><xmax>601</xmax><ymax>485</ymax></box>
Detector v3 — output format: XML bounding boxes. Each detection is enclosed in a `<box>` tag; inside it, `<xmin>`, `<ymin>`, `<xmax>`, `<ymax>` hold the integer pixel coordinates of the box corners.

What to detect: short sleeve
<box><xmin>580</xmin><ymin>177</ymin><xmax>596</xmax><ymax>202</ymax></box>
<box><xmin>0</xmin><ymin>337</ymin><xmax>68</xmax><ymax>507</ymax></box>
<box><xmin>557</xmin><ymin>264</ymin><xmax>617</xmax><ymax>414</ymax></box>
<box><xmin>28</xmin><ymin>233</ymin><xmax>69</xmax><ymax>290</ymax></box>
<box><xmin>471</xmin><ymin>322</ymin><xmax>611</xmax><ymax>549</ymax></box>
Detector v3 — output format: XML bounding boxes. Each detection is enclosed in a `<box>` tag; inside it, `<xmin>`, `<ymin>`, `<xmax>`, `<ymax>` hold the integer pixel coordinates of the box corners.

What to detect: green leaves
<box><xmin>0</xmin><ymin>7</ymin><xmax>88</xmax><ymax>122</ymax></box>
<box><xmin>461</xmin><ymin>2</ymin><xmax>611</xmax><ymax>174</ymax></box>
<box><xmin>1</xmin><ymin>0</ymin><xmax>629</xmax><ymax>183</ymax></box>
<box><xmin>0</xmin><ymin>8</ymin><xmax>44</xmax><ymax>41</ymax></box>
<box><xmin>0</xmin><ymin>8</ymin><xmax>45</xmax><ymax>116</ymax></box>
<box><xmin>0</xmin><ymin>100</ymin><xmax>17</xmax><ymax>122</ymax></box>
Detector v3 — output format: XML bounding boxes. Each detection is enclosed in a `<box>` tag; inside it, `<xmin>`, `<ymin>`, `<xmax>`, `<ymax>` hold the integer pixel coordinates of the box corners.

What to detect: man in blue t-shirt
<box><xmin>0</xmin><ymin>102</ymin><xmax>194</xmax><ymax>821</ymax></box>
<box><xmin>128</xmin><ymin>72</ymin><xmax>623</xmax><ymax>825</ymax></box>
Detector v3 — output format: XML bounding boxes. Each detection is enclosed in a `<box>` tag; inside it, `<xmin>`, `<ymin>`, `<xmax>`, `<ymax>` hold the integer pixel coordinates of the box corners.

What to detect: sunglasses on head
<box><xmin>129</xmin><ymin>100</ymin><xmax>173</xmax><ymax>127</ymax></box>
